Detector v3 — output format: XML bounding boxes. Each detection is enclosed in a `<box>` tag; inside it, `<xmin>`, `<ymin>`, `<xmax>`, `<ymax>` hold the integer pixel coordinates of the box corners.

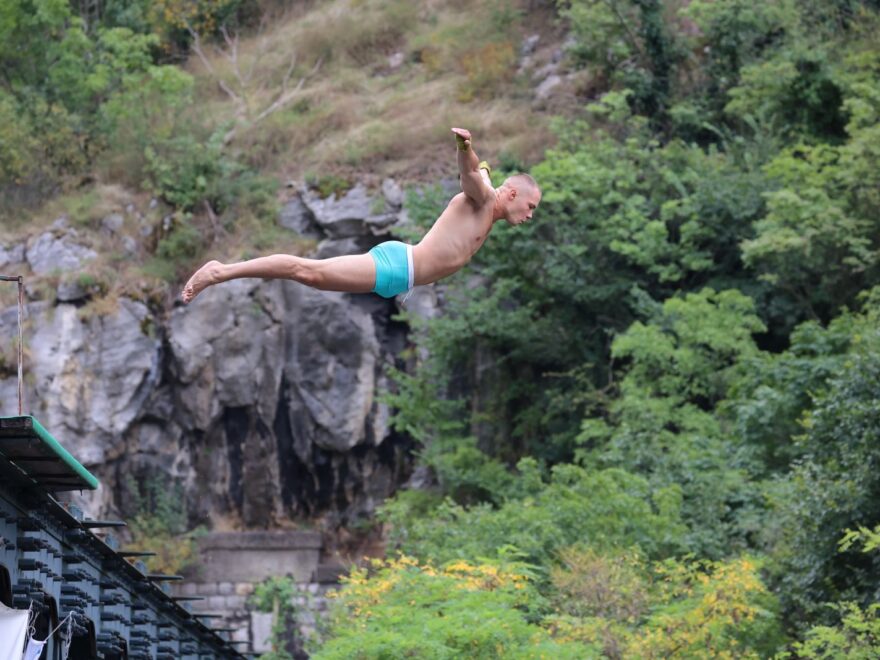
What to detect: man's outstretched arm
<box><xmin>452</xmin><ymin>127</ymin><xmax>493</xmax><ymax>205</ymax></box>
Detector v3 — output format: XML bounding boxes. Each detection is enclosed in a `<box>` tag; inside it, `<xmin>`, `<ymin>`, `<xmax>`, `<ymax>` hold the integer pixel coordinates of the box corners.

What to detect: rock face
<box><xmin>0</xmin><ymin>180</ymin><xmax>432</xmax><ymax>533</ymax></box>
<box><xmin>300</xmin><ymin>183</ymin><xmax>399</xmax><ymax>238</ymax></box>
<box><xmin>29</xmin><ymin>298</ymin><xmax>160</xmax><ymax>466</ymax></box>
<box><xmin>26</xmin><ymin>231</ymin><xmax>97</xmax><ymax>275</ymax></box>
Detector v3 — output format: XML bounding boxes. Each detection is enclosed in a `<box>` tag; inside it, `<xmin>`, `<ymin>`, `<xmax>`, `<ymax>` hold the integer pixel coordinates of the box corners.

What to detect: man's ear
<box><xmin>508</xmin><ymin>188</ymin><xmax>518</xmax><ymax>200</ymax></box>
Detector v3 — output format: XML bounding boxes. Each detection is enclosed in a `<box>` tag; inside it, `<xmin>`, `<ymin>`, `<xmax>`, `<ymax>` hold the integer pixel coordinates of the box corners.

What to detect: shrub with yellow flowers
<box><xmin>545</xmin><ymin>548</ymin><xmax>783</xmax><ymax>659</ymax></box>
<box><xmin>313</xmin><ymin>554</ymin><xmax>596</xmax><ymax>659</ymax></box>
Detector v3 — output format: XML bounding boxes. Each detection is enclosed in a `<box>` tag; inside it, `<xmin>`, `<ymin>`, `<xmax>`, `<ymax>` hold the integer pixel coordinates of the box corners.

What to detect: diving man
<box><xmin>181</xmin><ymin>128</ymin><xmax>541</xmax><ymax>303</ymax></box>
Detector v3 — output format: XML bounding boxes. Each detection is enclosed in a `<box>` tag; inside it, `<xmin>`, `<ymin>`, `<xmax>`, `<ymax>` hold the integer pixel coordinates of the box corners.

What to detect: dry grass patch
<box><xmin>0</xmin><ymin>183</ymin><xmax>137</xmax><ymax>240</ymax></box>
<box><xmin>187</xmin><ymin>0</ymin><xmax>546</xmax><ymax>182</ymax></box>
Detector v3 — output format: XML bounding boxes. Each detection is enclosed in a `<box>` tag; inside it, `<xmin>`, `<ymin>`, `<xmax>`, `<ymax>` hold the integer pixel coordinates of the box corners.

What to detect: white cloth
<box><xmin>22</xmin><ymin>637</ymin><xmax>46</xmax><ymax>660</ymax></box>
<box><xmin>0</xmin><ymin>602</ymin><xmax>28</xmax><ymax>660</ymax></box>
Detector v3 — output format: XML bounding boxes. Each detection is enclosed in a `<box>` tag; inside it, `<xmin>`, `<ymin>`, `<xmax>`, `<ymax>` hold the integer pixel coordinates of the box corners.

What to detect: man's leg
<box><xmin>181</xmin><ymin>253</ymin><xmax>376</xmax><ymax>303</ymax></box>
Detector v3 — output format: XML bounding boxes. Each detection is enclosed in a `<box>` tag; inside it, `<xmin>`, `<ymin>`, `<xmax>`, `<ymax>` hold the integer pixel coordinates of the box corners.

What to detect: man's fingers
<box><xmin>452</xmin><ymin>128</ymin><xmax>472</xmax><ymax>152</ymax></box>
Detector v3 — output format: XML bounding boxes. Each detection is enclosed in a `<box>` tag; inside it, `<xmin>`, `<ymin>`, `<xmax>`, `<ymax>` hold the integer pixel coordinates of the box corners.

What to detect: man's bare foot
<box><xmin>181</xmin><ymin>260</ymin><xmax>223</xmax><ymax>304</ymax></box>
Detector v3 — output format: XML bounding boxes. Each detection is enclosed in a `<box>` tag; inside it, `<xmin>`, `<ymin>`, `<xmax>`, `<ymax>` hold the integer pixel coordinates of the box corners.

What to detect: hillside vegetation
<box><xmin>4</xmin><ymin>0</ymin><xmax>880</xmax><ymax>657</ymax></box>
<box><xmin>322</xmin><ymin>0</ymin><xmax>880</xmax><ymax>657</ymax></box>
<box><xmin>0</xmin><ymin>0</ymin><xmax>558</xmax><ymax>311</ymax></box>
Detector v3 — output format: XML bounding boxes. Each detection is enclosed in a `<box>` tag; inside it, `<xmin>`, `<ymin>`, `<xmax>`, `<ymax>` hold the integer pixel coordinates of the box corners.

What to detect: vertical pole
<box><xmin>17</xmin><ymin>275</ymin><xmax>23</xmax><ymax>415</ymax></box>
<box><xmin>1</xmin><ymin>274</ymin><xmax>25</xmax><ymax>415</ymax></box>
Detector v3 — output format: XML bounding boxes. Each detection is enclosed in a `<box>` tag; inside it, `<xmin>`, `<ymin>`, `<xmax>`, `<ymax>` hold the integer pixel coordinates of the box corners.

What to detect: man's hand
<box><xmin>452</xmin><ymin>127</ymin><xmax>491</xmax><ymax>204</ymax></box>
<box><xmin>452</xmin><ymin>127</ymin><xmax>471</xmax><ymax>151</ymax></box>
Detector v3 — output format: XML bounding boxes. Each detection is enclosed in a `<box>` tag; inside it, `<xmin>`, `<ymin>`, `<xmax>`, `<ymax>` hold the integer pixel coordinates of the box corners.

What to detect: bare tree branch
<box><xmin>186</xmin><ymin>14</ymin><xmax>320</xmax><ymax>147</ymax></box>
<box><xmin>186</xmin><ymin>22</ymin><xmax>245</xmax><ymax>117</ymax></box>
<box><xmin>281</xmin><ymin>53</ymin><xmax>299</xmax><ymax>91</ymax></box>
<box><xmin>219</xmin><ymin>25</ymin><xmax>246</xmax><ymax>91</ymax></box>
<box><xmin>244</xmin><ymin>14</ymin><xmax>270</xmax><ymax>86</ymax></box>
<box><xmin>203</xmin><ymin>199</ymin><xmax>222</xmax><ymax>241</ymax></box>
<box><xmin>222</xmin><ymin>56</ymin><xmax>321</xmax><ymax>145</ymax></box>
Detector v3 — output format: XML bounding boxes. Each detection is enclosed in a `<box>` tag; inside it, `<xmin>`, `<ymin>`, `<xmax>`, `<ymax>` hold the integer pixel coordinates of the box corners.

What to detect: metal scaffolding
<box><xmin>0</xmin><ymin>276</ymin><xmax>245</xmax><ymax>658</ymax></box>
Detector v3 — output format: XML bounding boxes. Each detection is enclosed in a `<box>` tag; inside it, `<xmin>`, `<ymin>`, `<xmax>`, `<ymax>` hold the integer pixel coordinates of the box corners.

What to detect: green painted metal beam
<box><xmin>0</xmin><ymin>416</ymin><xmax>99</xmax><ymax>490</ymax></box>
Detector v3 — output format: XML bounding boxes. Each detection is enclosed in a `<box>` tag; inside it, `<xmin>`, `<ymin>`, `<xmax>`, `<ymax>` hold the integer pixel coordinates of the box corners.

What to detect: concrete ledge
<box><xmin>200</xmin><ymin>530</ymin><xmax>322</xmax><ymax>551</ymax></box>
<box><xmin>197</xmin><ymin>530</ymin><xmax>323</xmax><ymax>583</ymax></box>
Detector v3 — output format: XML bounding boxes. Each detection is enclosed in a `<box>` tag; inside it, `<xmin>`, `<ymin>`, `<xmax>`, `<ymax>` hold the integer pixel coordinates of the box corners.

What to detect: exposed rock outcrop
<box><xmin>26</xmin><ymin>231</ymin><xmax>97</xmax><ymax>275</ymax></box>
<box><xmin>0</xmin><ymin>180</ymin><xmax>434</xmax><ymax>534</ymax></box>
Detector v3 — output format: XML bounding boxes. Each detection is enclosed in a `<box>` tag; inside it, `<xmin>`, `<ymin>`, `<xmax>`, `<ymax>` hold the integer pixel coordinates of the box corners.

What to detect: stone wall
<box><xmin>172</xmin><ymin>530</ymin><xmax>341</xmax><ymax>655</ymax></box>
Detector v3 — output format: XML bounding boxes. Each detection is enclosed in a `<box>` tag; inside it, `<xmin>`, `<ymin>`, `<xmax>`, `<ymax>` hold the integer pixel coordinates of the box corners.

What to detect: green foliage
<box><xmin>726</xmin><ymin>48</ymin><xmax>848</xmax><ymax>141</ymax></box>
<box><xmin>788</xmin><ymin>603</ymin><xmax>880</xmax><ymax>659</ymax></box>
<box><xmin>560</xmin><ymin>0</ymin><xmax>641</xmax><ymax>75</ymax></box>
<box><xmin>610</xmin><ymin>288</ymin><xmax>765</xmax><ymax>404</ymax></box>
<box><xmin>250</xmin><ymin>576</ymin><xmax>306</xmax><ymax>660</ymax></box>
<box><xmin>403</xmin><ymin>183</ymin><xmax>450</xmax><ymax>234</ymax></box>
<box><xmin>683</xmin><ymin>0</ymin><xmax>792</xmax><ymax>93</ymax></box>
<box><xmin>304</xmin><ymin>173</ymin><xmax>353</xmax><ymax>200</ymax></box>
<box><xmin>763</xmin><ymin>299</ymin><xmax>880</xmax><ymax>629</ymax></box>
<box><xmin>739</xmin><ymin>43</ymin><xmax>880</xmax><ymax>319</ymax></box>
<box><xmin>100</xmin><ymin>63</ymin><xmax>197</xmax><ymax>185</ymax></box>
<box><xmin>0</xmin><ymin>1</ymin><xmax>179</xmax><ymax>193</ymax></box>
<box><xmin>548</xmin><ymin>550</ymin><xmax>783</xmax><ymax>658</ymax></box>
<box><xmin>840</xmin><ymin>525</ymin><xmax>880</xmax><ymax>555</ymax></box>
<box><xmin>394</xmin><ymin>117</ymin><xmax>773</xmax><ymax>474</ymax></box>
<box><xmin>560</xmin><ymin>0</ymin><xmax>682</xmax><ymax>118</ymax></box>
<box><xmin>726</xmin><ymin>312</ymin><xmax>856</xmax><ymax>470</ymax></box>
<box><xmin>155</xmin><ymin>215</ymin><xmax>204</xmax><ymax>262</ymax></box>
<box><xmin>316</xmin><ymin>556</ymin><xmax>593</xmax><ymax>659</ymax></box>
<box><xmin>380</xmin><ymin>6</ymin><xmax>880</xmax><ymax>650</ymax></box>
<box><xmin>0</xmin><ymin>0</ymin><xmax>275</xmax><ymax>239</ymax></box>
<box><xmin>144</xmin><ymin>133</ymin><xmax>224</xmax><ymax>211</ymax></box>
<box><xmin>318</xmin><ymin>550</ymin><xmax>781</xmax><ymax>659</ymax></box>
<box><xmin>103</xmin><ymin>0</ymin><xmax>259</xmax><ymax>55</ymax></box>
<box><xmin>781</xmin><ymin>524</ymin><xmax>880</xmax><ymax>658</ymax></box>
<box><xmin>123</xmin><ymin>477</ymin><xmax>203</xmax><ymax>575</ymax></box>
<box><xmin>0</xmin><ymin>92</ymin><xmax>40</xmax><ymax>183</ymax></box>
<box><xmin>381</xmin><ymin>462</ymin><xmax>686</xmax><ymax>568</ymax></box>
<box><xmin>579</xmin><ymin>289</ymin><xmax>767</xmax><ymax>557</ymax></box>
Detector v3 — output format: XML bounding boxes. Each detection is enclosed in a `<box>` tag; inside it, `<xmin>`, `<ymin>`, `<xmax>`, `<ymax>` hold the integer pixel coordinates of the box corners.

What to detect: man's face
<box><xmin>505</xmin><ymin>187</ymin><xmax>541</xmax><ymax>226</ymax></box>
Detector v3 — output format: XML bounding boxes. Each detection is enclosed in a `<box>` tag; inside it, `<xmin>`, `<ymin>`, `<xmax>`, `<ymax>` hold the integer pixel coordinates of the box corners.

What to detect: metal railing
<box><xmin>0</xmin><ymin>275</ymin><xmax>24</xmax><ymax>415</ymax></box>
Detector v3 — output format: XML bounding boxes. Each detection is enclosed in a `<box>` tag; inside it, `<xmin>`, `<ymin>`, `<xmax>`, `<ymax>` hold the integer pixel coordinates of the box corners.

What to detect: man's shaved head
<box><xmin>503</xmin><ymin>173</ymin><xmax>540</xmax><ymax>195</ymax></box>
<box><xmin>498</xmin><ymin>173</ymin><xmax>541</xmax><ymax>226</ymax></box>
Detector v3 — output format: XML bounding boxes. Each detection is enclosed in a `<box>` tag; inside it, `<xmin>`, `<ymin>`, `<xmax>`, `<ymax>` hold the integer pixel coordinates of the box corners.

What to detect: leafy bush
<box><xmin>547</xmin><ymin>550</ymin><xmax>782</xmax><ymax>658</ymax></box>
<box><xmin>762</xmin><ymin>298</ymin><xmax>880</xmax><ymax>629</ymax></box>
<box><xmin>580</xmin><ymin>289</ymin><xmax>767</xmax><ymax>558</ymax></box>
<box><xmin>381</xmin><ymin>461</ymin><xmax>686</xmax><ymax>568</ymax></box>
<box><xmin>781</xmin><ymin>526</ymin><xmax>880</xmax><ymax>657</ymax></box>
<box><xmin>123</xmin><ymin>477</ymin><xmax>204</xmax><ymax>575</ymax></box>
<box><xmin>304</xmin><ymin>173</ymin><xmax>353</xmax><ymax>200</ymax></box>
<box><xmin>788</xmin><ymin>603</ymin><xmax>880</xmax><ymax>659</ymax></box>
<box><xmin>250</xmin><ymin>576</ymin><xmax>312</xmax><ymax>660</ymax></box>
<box><xmin>316</xmin><ymin>555</ymin><xmax>593</xmax><ymax>659</ymax></box>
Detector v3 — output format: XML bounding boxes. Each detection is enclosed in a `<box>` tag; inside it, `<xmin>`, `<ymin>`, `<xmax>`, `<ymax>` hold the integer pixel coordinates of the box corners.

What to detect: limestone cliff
<box><xmin>0</xmin><ymin>181</ymin><xmax>438</xmax><ymax>536</ymax></box>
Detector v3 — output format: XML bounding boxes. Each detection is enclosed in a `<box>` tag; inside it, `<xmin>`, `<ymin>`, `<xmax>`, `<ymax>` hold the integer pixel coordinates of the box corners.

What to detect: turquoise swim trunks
<box><xmin>369</xmin><ymin>240</ymin><xmax>414</xmax><ymax>298</ymax></box>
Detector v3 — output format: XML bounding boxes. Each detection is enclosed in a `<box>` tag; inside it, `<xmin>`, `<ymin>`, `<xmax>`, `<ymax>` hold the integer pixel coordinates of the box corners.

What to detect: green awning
<box><xmin>0</xmin><ymin>416</ymin><xmax>99</xmax><ymax>490</ymax></box>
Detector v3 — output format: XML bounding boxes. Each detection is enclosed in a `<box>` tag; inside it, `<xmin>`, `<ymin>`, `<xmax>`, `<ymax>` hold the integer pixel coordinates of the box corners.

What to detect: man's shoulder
<box><xmin>452</xmin><ymin>186</ymin><xmax>494</xmax><ymax>209</ymax></box>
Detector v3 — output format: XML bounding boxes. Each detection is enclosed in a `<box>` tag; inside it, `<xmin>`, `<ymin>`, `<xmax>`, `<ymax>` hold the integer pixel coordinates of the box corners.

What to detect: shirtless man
<box><xmin>180</xmin><ymin>128</ymin><xmax>541</xmax><ymax>303</ymax></box>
